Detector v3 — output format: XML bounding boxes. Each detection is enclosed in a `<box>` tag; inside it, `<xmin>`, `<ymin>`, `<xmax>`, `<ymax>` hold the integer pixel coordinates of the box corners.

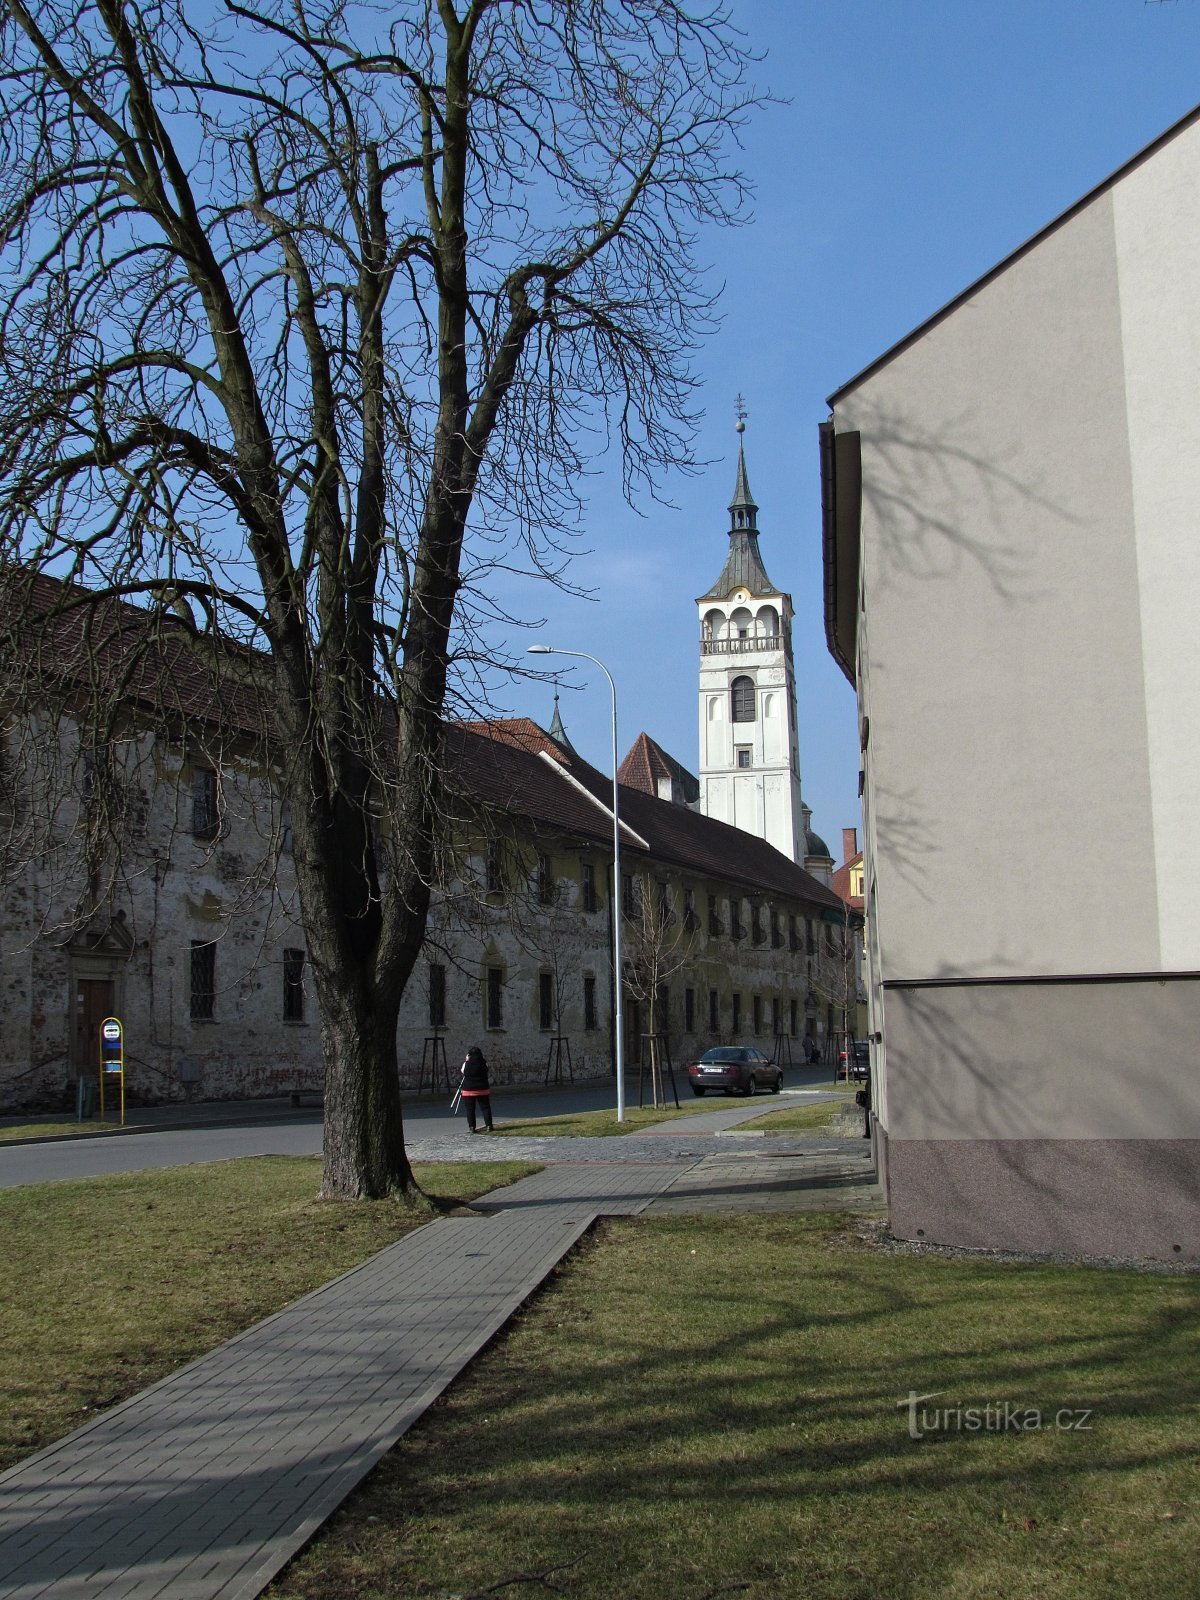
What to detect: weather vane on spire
<box><xmin>734</xmin><ymin>393</ymin><xmax>747</xmax><ymax>434</ymax></box>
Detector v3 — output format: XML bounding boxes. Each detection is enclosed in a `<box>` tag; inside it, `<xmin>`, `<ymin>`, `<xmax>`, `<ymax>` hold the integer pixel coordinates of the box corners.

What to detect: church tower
<box><xmin>696</xmin><ymin>405</ymin><xmax>806</xmax><ymax>864</ymax></box>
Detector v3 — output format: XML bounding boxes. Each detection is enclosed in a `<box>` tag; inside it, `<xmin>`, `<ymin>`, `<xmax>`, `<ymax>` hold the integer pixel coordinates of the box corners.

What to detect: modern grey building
<box><xmin>820</xmin><ymin>105</ymin><xmax>1200</xmax><ymax>1261</ymax></box>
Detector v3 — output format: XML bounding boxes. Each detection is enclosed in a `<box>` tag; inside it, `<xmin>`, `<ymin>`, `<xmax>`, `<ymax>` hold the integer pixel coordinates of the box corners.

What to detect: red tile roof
<box><xmin>618</xmin><ymin>732</ymin><xmax>699</xmax><ymax>803</ymax></box>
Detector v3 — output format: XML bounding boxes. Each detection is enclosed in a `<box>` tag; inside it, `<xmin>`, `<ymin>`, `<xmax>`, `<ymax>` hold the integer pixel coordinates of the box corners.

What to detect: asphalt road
<box><xmin>0</xmin><ymin>1066</ymin><xmax>847</xmax><ymax>1190</ymax></box>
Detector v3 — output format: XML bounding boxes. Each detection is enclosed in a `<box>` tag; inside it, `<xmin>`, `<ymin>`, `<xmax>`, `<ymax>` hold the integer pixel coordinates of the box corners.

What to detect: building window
<box><xmin>707</xmin><ymin>893</ymin><xmax>721</xmax><ymax>937</ymax></box>
<box><xmin>752</xmin><ymin>995</ymin><xmax>762</xmax><ymax>1035</ymax></box>
<box><xmin>622</xmin><ymin>873</ymin><xmax>637</xmax><ymax>920</ymax></box>
<box><xmin>536</xmin><ymin>853</ymin><xmax>554</xmax><ymax>906</ymax></box>
<box><xmin>730</xmin><ymin>900</ymin><xmax>743</xmax><ymax>941</ymax></box>
<box><xmin>657</xmin><ymin>881</ymin><xmax>672</xmax><ymax>927</ymax></box>
<box><xmin>685</xmin><ymin>986</ymin><xmax>695</xmax><ymax>1033</ymax></box>
<box><xmin>192</xmin><ymin>766</ymin><xmax>218</xmax><ymax>840</ymax></box>
<box><xmin>428</xmin><ymin>962</ymin><xmax>447</xmax><ymax>1030</ymax></box>
<box><xmin>731</xmin><ymin>992</ymin><xmax>742</xmax><ymax>1035</ymax></box>
<box><xmin>190</xmin><ymin>940</ymin><xmax>216</xmax><ymax>1020</ymax></box>
<box><xmin>584</xmin><ymin>975</ymin><xmax>598</xmax><ymax>1032</ymax></box>
<box><xmin>283</xmin><ymin>948</ymin><xmax>306</xmax><ymax>1022</ymax></box>
<box><xmin>772</xmin><ymin>914</ymin><xmax>783</xmax><ymax>950</ymax></box>
<box><xmin>730</xmin><ymin>676</ymin><xmax>755</xmax><ymax>723</ymax></box>
<box><xmin>806</xmin><ymin>918</ymin><xmax>816</xmax><ymax>956</ymax></box>
<box><xmin>582</xmin><ymin>863</ymin><xmax>598</xmax><ymax>913</ymax></box>
<box><xmin>772</xmin><ymin>997</ymin><xmax>781</xmax><ymax>1037</ymax></box>
<box><xmin>683</xmin><ymin>888</ymin><xmax>698</xmax><ymax>932</ymax></box>
<box><xmin>789</xmin><ymin>998</ymin><xmax>798</xmax><ymax>1038</ymax></box>
<box><xmin>539</xmin><ymin>971</ymin><xmax>554</xmax><ymax>1031</ymax></box>
<box><xmin>280</xmin><ymin>802</ymin><xmax>293</xmax><ymax>856</ymax></box>
<box><xmin>486</xmin><ymin>840</ymin><xmax>503</xmax><ymax>895</ymax></box>
<box><xmin>486</xmin><ymin>966</ymin><xmax>504</xmax><ymax>1028</ymax></box>
<box><xmin>736</xmin><ymin>747</ymin><xmax>751</xmax><ymax>769</ymax></box>
<box><xmin>708</xmin><ymin>987</ymin><xmax>719</xmax><ymax>1034</ymax></box>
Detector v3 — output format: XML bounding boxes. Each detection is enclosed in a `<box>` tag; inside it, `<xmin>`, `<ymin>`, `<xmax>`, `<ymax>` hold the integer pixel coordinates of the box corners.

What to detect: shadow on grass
<box><xmin>270</xmin><ymin>1213</ymin><xmax>1200</xmax><ymax>1600</ymax></box>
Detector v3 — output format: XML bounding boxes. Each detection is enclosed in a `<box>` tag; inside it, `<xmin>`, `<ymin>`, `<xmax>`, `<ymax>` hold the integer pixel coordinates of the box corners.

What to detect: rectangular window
<box><xmin>283</xmin><ymin>948</ymin><xmax>306</xmax><ymax>1022</ymax></box>
<box><xmin>190</xmin><ymin>940</ymin><xmax>216</xmax><ymax>1020</ymax></box>
<box><xmin>582</xmin><ymin>863</ymin><xmax>598</xmax><ymax>913</ymax></box>
<box><xmin>486</xmin><ymin>841</ymin><xmax>503</xmax><ymax>895</ymax></box>
<box><xmin>657</xmin><ymin>882</ymin><xmax>672</xmax><ymax>927</ymax></box>
<box><xmin>685</xmin><ymin>986</ymin><xmax>695</xmax><ymax>1033</ymax></box>
<box><xmin>536</xmin><ymin>854</ymin><xmax>554</xmax><ymax>906</ymax></box>
<box><xmin>730</xmin><ymin>901</ymin><xmax>743</xmax><ymax>941</ymax></box>
<box><xmin>736</xmin><ymin>747</ymin><xmax>751</xmax><ymax>770</ymax></box>
<box><xmin>280</xmin><ymin>802</ymin><xmax>293</xmax><ymax>856</ymax></box>
<box><xmin>707</xmin><ymin>893</ymin><xmax>721</xmax><ymax>937</ymax></box>
<box><xmin>789</xmin><ymin>998</ymin><xmax>798</xmax><ymax>1038</ymax></box>
<box><xmin>772</xmin><ymin>997</ymin><xmax>781</xmax><ymax>1037</ymax></box>
<box><xmin>683</xmin><ymin>888</ymin><xmax>698</xmax><ymax>931</ymax></box>
<box><xmin>731</xmin><ymin>992</ymin><xmax>742</xmax><ymax>1036</ymax></box>
<box><xmin>539</xmin><ymin>971</ymin><xmax>553</xmax><ymax>1031</ymax></box>
<box><xmin>752</xmin><ymin>995</ymin><xmax>762</xmax><ymax>1035</ymax></box>
<box><xmin>622</xmin><ymin>873</ymin><xmax>637</xmax><ymax>920</ymax></box>
<box><xmin>486</xmin><ymin>966</ymin><xmax>504</xmax><ymax>1028</ymax></box>
<box><xmin>428</xmin><ymin>962</ymin><xmax>447</xmax><ymax>1030</ymax></box>
<box><xmin>806</xmin><ymin>918</ymin><xmax>816</xmax><ymax>956</ymax></box>
<box><xmin>772</xmin><ymin>914</ymin><xmax>784</xmax><ymax>950</ymax></box>
<box><xmin>708</xmin><ymin>988</ymin><xmax>719</xmax><ymax>1034</ymax></box>
<box><xmin>192</xmin><ymin>766</ymin><xmax>218</xmax><ymax>841</ymax></box>
<box><xmin>584</xmin><ymin>975</ymin><xmax>598</xmax><ymax>1032</ymax></box>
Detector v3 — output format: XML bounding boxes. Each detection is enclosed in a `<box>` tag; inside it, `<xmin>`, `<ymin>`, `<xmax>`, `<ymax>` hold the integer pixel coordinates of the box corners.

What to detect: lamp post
<box><xmin>527</xmin><ymin>645</ymin><xmax>625</xmax><ymax>1123</ymax></box>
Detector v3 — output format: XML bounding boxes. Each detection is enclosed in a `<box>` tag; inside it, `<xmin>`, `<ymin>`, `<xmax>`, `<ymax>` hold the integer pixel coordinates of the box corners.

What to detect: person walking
<box><xmin>459</xmin><ymin>1045</ymin><xmax>494</xmax><ymax>1133</ymax></box>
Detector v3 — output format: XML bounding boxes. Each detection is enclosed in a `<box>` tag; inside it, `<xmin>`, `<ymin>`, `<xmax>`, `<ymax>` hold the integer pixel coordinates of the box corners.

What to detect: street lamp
<box><xmin>527</xmin><ymin>645</ymin><xmax>626</xmax><ymax>1123</ymax></box>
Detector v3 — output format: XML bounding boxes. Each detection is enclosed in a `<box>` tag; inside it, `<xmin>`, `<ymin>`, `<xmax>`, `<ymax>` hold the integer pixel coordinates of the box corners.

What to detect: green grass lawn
<box><xmin>269</xmin><ymin>1213</ymin><xmax>1200</xmax><ymax>1600</ymax></box>
<box><xmin>493</xmin><ymin>1098</ymin><xmax>725</xmax><ymax>1138</ymax></box>
<box><xmin>0</xmin><ymin>1120</ymin><xmax>124</xmax><ymax>1140</ymax></box>
<box><xmin>739</xmin><ymin>1099</ymin><xmax>853</xmax><ymax>1132</ymax></box>
<box><xmin>0</xmin><ymin>1156</ymin><xmax>537</xmax><ymax>1472</ymax></box>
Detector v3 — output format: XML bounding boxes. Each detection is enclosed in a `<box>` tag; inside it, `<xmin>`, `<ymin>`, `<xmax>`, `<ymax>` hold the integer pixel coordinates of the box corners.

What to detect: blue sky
<box><xmin>501</xmin><ymin>0</ymin><xmax>1200</xmax><ymax>861</ymax></box>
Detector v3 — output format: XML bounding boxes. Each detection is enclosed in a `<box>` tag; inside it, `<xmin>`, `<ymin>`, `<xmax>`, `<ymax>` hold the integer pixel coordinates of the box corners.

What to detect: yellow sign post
<box><xmin>98</xmin><ymin>1016</ymin><xmax>125</xmax><ymax>1126</ymax></box>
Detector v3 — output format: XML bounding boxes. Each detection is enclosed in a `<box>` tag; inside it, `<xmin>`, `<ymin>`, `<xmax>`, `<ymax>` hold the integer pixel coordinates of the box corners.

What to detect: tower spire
<box><xmin>728</xmin><ymin>397</ymin><xmax>758</xmax><ymax>530</ymax></box>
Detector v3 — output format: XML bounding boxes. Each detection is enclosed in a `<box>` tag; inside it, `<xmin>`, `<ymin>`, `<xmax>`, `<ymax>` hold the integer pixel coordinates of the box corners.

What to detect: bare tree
<box><xmin>0</xmin><ymin>0</ymin><xmax>759</xmax><ymax>1195</ymax></box>
<box><xmin>808</xmin><ymin>906</ymin><xmax>861</xmax><ymax>1068</ymax></box>
<box><xmin>622</xmin><ymin>873</ymin><xmax>694</xmax><ymax>1105</ymax></box>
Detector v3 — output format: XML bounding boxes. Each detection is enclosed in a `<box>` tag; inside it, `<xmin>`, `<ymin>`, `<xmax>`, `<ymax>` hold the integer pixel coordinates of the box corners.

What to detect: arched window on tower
<box><xmin>731</xmin><ymin>676</ymin><xmax>755</xmax><ymax>723</ymax></box>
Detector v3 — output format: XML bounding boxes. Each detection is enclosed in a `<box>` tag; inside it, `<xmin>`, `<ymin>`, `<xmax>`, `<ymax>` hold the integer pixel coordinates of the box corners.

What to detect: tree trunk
<box><xmin>318</xmin><ymin>975</ymin><xmax>414</xmax><ymax>1198</ymax></box>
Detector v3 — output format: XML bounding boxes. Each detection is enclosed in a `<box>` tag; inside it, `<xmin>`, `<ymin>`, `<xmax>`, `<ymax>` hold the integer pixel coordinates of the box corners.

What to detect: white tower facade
<box><xmin>697</xmin><ymin>417</ymin><xmax>807</xmax><ymax>864</ymax></box>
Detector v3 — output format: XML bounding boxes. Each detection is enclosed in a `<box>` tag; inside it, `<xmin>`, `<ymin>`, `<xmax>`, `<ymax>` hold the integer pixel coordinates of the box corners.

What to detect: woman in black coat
<box><xmin>460</xmin><ymin>1045</ymin><xmax>494</xmax><ymax>1132</ymax></box>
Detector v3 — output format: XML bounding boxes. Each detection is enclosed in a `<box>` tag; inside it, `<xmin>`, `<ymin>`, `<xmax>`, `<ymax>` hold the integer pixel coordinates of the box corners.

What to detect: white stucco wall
<box><xmin>1112</xmin><ymin>116</ymin><xmax>1200</xmax><ymax>972</ymax></box>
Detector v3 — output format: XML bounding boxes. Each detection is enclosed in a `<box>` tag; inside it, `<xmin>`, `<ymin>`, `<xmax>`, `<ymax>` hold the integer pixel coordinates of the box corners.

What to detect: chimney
<box><xmin>842</xmin><ymin>826</ymin><xmax>858</xmax><ymax>866</ymax></box>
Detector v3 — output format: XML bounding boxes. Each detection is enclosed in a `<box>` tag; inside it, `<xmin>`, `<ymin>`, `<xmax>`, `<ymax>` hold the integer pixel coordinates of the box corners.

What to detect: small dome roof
<box><xmin>805</xmin><ymin>828</ymin><xmax>832</xmax><ymax>860</ymax></box>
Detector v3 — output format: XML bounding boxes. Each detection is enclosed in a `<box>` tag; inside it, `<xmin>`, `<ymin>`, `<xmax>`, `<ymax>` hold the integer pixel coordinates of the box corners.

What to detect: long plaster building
<box><xmin>821</xmin><ymin>104</ymin><xmax>1200</xmax><ymax>1262</ymax></box>
<box><xmin>0</xmin><ymin>577</ymin><xmax>843</xmax><ymax>1111</ymax></box>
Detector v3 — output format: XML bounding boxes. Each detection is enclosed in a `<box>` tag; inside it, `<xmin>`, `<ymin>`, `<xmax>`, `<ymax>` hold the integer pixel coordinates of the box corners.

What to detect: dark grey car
<box><xmin>686</xmin><ymin>1045</ymin><xmax>783</xmax><ymax>1097</ymax></box>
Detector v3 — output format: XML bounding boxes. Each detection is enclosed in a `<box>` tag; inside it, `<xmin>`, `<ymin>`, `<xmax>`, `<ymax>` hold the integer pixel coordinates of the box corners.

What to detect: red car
<box><xmin>687</xmin><ymin>1046</ymin><xmax>783</xmax><ymax>1097</ymax></box>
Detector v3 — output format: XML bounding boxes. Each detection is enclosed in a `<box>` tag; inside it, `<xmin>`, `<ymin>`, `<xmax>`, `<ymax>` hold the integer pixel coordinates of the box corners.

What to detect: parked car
<box><xmin>837</xmin><ymin>1039</ymin><xmax>870</xmax><ymax>1080</ymax></box>
<box><xmin>686</xmin><ymin>1045</ymin><xmax>783</xmax><ymax>1097</ymax></box>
